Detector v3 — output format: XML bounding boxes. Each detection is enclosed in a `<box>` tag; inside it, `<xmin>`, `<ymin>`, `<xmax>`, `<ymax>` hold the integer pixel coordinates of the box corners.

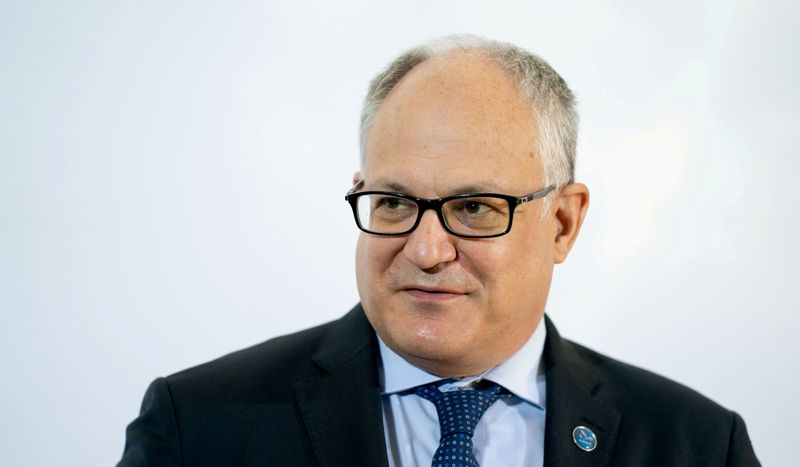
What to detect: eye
<box><xmin>379</xmin><ymin>197</ymin><xmax>402</xmax><ymax>209</ymax></box>
<box><xmin>368</xmin><ymin>195</ymin><xmax>416</xmax><ymax>219</ymax></box>
<box><xmin>462</xmin><ymin>200</ymin><xmax>490</xmax><ymax>215</ymax></box>
<box><xmin>451</xmin><ymin>198</ymin><xmax>497</xmax><ymax>217</ymax></box>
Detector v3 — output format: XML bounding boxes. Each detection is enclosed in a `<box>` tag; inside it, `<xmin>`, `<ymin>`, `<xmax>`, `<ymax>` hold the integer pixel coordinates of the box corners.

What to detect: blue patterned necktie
<box><xmin>416</xmin><ymin>381</ymin><xmax>508</xmax><ymax>467</ymax></box>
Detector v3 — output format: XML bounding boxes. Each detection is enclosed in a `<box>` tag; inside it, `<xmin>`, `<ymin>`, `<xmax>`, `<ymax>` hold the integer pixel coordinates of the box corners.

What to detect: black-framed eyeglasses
<box><xmin>345</xmin><ymin>180</ymin><xmax>555</xmax><ymax>238</ymax></box>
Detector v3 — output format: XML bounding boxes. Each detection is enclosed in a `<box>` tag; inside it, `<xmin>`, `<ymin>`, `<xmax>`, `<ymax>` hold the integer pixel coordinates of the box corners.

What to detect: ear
<box><xmin>552</xmin><ymin>183</ymin><xmax>589</xmax><ymax>264</ymax></box>
<box><xmin>352</xmin><ymin>170</ymin><xmax>362</xmax><ymax>185</ymax></box>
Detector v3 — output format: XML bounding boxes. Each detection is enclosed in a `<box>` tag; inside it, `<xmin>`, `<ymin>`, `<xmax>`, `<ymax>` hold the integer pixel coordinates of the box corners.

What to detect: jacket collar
<box><xmin>293</xmin><ymin>304</ymin><xmax>390</xmax><ymax>467</ymax></box>
<box><xmin>542</xmin><ymin>315</ymin><xmax>622</xmax><ymax>467</ymax></box>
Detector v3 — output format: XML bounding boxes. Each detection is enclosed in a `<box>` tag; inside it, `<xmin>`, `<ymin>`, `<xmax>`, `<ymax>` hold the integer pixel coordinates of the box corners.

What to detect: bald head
<box><xmin>360</xmin><ymin>34</ymin><xmax>578</xmax><ymax>189</ymax></box>
<box><xmin>365</xmin><ymin>52</ymin><xmax>540</xmax><ymax>179</ymax></box>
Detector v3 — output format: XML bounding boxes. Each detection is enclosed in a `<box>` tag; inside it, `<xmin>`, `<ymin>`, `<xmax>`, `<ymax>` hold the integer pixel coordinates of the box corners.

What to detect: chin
<box><xmin>391</xmin><ymin>320</ymin><xmax>474</xmax><ymax>363</ymax></box>
<box><xmin>365</xmin><ymin>296</ymin><xmax>483</xmax><ymax>365</ymax></box>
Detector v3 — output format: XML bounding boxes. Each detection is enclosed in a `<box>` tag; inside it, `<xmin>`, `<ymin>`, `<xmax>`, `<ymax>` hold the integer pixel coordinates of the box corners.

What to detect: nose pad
<box><xmin>403</xmin><ymin>210</ymin><xmax>457</xmax><ymax>269</ymax></box>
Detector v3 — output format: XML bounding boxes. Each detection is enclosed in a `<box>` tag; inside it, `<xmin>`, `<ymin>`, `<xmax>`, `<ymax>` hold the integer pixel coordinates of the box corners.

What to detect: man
<box><xmin>118</xmin><ymin>35</ymin><xmax>759</xmax><ymax>466</ymax></box>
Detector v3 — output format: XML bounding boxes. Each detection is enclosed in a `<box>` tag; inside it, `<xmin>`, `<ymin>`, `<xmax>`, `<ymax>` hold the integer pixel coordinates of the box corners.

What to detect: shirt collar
<box><xmin>378</xmin><ymin>314</ymin><xmax>547</xmax><ymax>409</ymax></box>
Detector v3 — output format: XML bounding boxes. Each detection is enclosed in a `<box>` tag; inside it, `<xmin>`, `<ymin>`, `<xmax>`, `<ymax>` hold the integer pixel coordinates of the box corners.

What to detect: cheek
<box><xmin>464</xmin><ymin>230</ymin><xmax>552</xmax><ymax>302</ymax></box>
<box><xmin>464</xmin><ymin>238</ymin><xmax>534</xmax><ymax>282</ymax></box>
<box><xmin>356</xmin><ymin>235</ymin><xmax>404</xmax><ymax>288</ymax></box>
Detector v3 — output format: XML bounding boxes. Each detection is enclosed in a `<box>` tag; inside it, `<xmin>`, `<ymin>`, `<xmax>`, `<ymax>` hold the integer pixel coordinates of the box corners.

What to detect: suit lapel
<box><xmin>543</xmin><ymin>316</ymin><xmax>621</xmax><ymax>467</ymax></box>
<box><xmin>294</xmin><ymin>306</ymin><xmax>390</xmax><ymax>467</ymax></box>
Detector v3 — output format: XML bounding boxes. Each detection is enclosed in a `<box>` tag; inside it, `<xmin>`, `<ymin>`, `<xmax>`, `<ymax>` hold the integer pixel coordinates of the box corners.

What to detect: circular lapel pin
<box><xmin>572</xmin><ymin>425</ymin><xmax>598</xmax><ymax>452</ymax></box>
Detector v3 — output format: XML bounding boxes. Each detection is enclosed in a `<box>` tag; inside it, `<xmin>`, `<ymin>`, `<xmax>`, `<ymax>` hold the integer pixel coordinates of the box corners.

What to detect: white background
<box><xmin>1</xmin><ymin>1</ymin><xmax>798</xmax><ymax>465</ymax></box>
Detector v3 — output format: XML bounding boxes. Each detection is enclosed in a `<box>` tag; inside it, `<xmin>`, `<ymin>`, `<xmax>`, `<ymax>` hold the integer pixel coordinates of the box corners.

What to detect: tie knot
<box><xmin>415</xmin><ymin>381</ymin><xmax>506</xmax><ymax>438</ymax></box>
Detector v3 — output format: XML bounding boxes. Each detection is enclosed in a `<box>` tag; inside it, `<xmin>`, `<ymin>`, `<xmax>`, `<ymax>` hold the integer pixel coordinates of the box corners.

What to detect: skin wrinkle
<box><xmin>355</xmin><ymin>51</ymin><xmax>588</xmax><ymax>377</ymax></box>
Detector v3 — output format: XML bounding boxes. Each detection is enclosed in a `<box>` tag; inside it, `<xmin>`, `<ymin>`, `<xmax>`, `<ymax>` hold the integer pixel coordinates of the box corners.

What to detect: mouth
<box><xmin>401</xmin><ymin>286</ymin><xmax>468</xmax><ymax>302</ymax></box>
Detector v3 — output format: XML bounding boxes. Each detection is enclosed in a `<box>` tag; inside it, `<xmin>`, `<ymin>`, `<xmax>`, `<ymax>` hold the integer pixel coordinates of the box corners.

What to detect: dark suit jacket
<box><xmin>118</xmin><ymin>305</ymin><xmax>760</xmax><ymax>466</ymax></box>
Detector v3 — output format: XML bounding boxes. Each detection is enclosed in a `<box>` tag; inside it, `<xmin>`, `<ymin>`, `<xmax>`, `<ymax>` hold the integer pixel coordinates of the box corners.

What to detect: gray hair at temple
<box><xmin>359</xmin><ymin>34</ymin><xmax>578</xmax><ymax>190</ymax></box>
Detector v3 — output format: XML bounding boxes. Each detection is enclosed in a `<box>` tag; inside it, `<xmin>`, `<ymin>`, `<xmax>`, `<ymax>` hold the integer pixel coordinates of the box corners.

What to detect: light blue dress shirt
<box><xmin>378</xmin><ymin>316</ymin><xmax>547</xmax><ymax>467</ymax></box>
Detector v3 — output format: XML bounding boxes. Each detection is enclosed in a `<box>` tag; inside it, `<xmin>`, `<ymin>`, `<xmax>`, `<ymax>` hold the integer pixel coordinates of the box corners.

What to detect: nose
<box><xmin>403</xmin><ymin>209</ymin><xmax>457</xmax><ymax>270</ymax></box>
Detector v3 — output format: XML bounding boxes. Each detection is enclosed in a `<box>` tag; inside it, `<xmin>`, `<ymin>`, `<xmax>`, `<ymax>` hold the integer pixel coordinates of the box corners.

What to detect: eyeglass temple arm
<box><xmin>516</xmin><ymin>185</ymin><xmax>555</xmax><ymax>204</ymax></box>
<box><xmin>346</xmin><ymin>179</ymin><xmax>366</xmax><ymax>198</ymax></box>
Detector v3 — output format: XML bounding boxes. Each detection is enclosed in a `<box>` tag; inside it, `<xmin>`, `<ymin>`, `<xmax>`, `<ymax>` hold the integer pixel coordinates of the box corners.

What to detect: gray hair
<box><xmin>359</xmin><ymin>34</ymin><xmax>578</xmax><ymax>190</ymax></box>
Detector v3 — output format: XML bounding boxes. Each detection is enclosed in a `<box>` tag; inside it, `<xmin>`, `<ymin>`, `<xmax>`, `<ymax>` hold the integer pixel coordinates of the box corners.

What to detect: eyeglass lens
<box><xmin>355</xmin><ymin>194</ymin><xmax>511</xmax><ymax>236</ymax></box>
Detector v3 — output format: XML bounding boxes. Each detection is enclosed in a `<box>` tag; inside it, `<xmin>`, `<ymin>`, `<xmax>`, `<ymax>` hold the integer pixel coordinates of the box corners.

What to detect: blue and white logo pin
<box><xmin>572</xmin><ymin>425</ymin><xmax>598</xmax><ymax>452</ymax></box>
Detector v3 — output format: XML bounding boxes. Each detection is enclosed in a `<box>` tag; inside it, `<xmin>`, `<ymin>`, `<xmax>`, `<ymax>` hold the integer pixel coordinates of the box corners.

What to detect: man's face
<box><xmin>355</xmin><ymin>53</ymin><xmax>566</xmax><ymax>377</ymax></box>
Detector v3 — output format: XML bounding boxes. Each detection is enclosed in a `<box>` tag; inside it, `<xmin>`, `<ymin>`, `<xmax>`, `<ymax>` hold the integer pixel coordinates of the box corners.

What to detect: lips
<box><xmin>401</xmin><ymin>285</ymin><xmax>468</xmax><ymax>301</ymax></box>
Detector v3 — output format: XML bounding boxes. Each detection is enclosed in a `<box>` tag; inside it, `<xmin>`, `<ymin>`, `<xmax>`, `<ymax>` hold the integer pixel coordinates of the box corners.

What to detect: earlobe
<box><xmin>553</xmin><ymin>183</ymin><xmax>590</xmax><ymax>264</ymax></box>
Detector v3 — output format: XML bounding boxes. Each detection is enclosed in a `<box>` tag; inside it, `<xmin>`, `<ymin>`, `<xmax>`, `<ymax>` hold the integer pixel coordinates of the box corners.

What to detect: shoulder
<box><xmin>543</xmin><ymin>315</ymin><xmax>735</xmax><ymax>425</ymax></box>
<box><xmin>543</xmin><ymin>321</ymin><xmax>760</xmax><ymax>465</ymax></box>
<box><xmin>567</xmin><ymin>339</ymin><xmax>731</xmax><ymax>420</ymax></box>
<box><xmin>161</xmin><ymin>305</ymin><xmax>376</xmax><ymax>400</ymax></box>
<box><xmin>560</xmin><ymin>338</ymin><xmax>760</xmax><ymax>465</ymax></box>
<box><xmin>164</xmin><ymin>316</ymin><xmax>336</xmax><ymax>401</ymax></box>
<box><xmin>119</xmin><ymin>307</ymin><xmax>376</xmax><ymax>465</ymax></box>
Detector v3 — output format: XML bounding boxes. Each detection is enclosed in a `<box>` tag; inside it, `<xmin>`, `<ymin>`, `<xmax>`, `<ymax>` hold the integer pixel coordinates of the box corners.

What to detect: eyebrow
<box><xmin>366</xmin><ymin>179</ymin><xmax>508</xmax><ymax>196</ymax></box>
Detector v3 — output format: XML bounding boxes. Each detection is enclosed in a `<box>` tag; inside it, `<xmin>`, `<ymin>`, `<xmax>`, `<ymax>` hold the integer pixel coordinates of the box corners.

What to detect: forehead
<box><xmin>364</xmin><ymin>52</ymin><xmax>543</xmax><ymax>194</ymax></box>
